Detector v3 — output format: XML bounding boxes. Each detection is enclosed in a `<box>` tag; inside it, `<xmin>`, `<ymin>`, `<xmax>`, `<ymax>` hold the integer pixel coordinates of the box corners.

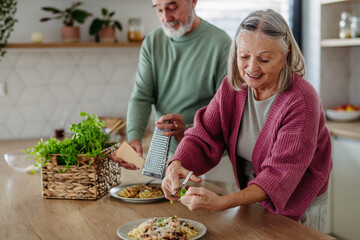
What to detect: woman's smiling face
<box><xmin>236</xmin><ymin>31</ymin><xmax>288</xmax><ymax>100</ymax></box>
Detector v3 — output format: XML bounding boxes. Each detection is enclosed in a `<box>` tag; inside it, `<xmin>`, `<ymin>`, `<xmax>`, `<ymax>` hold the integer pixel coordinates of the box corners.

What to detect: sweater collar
<box><xmin>170</xmin><ymin>19</ymin><xmax>207</xmax><ymax>42</ymax></box>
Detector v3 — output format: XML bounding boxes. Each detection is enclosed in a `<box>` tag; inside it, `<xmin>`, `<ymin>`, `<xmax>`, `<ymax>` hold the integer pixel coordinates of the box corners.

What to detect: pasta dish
<box><xmin>128</xmin><ymin>216</ymin><xmax>198</xmax><ymax>240</ymax></box>
<box><xmin>118</xmin><ymin>184</ymin><xmax>163</xmax><ymax>199</ymax></box>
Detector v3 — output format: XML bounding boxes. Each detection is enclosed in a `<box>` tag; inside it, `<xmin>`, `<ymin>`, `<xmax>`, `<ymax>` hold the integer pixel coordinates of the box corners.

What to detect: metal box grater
<box><xmin>142</xmin><ymin>128</ymin><xmax>171</xmax><ymax>179</ymax></box>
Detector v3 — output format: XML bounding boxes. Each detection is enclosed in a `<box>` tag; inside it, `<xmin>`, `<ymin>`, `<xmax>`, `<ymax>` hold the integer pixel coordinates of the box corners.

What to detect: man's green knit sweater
<box><xmin>127</xmin><ymin>19</ymin><xmax>231</xmax><ymax>153</ymax></box>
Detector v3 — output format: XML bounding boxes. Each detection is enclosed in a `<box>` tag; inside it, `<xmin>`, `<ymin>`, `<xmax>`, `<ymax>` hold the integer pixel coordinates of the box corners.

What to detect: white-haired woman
<box><xmin>161</xmin><ymin>9</ymin><xmax>332</xmax><ymax>232</ymax></box>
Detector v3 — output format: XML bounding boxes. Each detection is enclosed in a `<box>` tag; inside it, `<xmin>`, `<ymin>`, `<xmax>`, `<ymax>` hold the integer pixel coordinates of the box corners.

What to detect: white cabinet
<box><xmin>330</xmin><ymin>136</ymin><xmax>360</xmax><ymax>240</ymax></box>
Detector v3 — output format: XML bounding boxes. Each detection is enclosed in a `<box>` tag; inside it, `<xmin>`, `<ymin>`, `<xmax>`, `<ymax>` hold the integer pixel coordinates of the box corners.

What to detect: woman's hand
<box><xmin>155</xmin><ymin>114</ymin><xmax>187</xmax><ymax>142</ymax></box>
<box><xmin>180</xmin><ymin>184</ymin><xmax>268</xmax><ymax>211</ymax></box>
<box><xmin>161</xmin><ymin>160</ymin><xmax>202</xmax><ymax>201</ymax></box>
<box><xmin>180</xmin><ymin>187</ymin><xmax>226</xmax><ymax>211</ymax></box>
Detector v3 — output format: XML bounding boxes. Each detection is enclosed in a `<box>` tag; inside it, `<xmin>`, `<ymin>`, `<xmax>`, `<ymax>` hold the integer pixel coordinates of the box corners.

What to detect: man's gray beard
<box><xmin>162</xmin><ymin>10</ymin><xmax>195</xmax><ymax>38</ymax></box>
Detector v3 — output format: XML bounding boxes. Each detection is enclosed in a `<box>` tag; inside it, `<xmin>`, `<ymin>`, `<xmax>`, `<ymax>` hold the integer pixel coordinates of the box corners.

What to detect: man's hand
<box><xmin>155</xmin><ymin>114</ymin><xmax>187</xmax><ymax>142</ymax></box>
<box><xmin>110</xmin><ymin>139</ymin><xmax>143</xmax><ymax>170</ymax></box>
<box><xmin>128</xmin><ymin>139</ymin><xmax>143</xmax><ymax>157</ymax></box>
<box><xmin>110</xmin><ymin>154</ymin><xmax>138</xmax><ymax>170</ymax></box>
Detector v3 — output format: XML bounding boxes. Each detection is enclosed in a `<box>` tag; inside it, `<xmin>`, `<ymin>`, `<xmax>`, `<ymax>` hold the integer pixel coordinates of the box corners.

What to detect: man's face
<box><xmin>152</xmin><ymin>0</ymin><xmax>195</xmax><ymax>38</ymax></box>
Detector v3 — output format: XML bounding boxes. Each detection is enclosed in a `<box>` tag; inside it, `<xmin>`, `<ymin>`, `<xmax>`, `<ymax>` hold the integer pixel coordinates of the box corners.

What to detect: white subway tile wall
<box><xmin>0</xmin><ymin>48</ymin><xmax>140</xmax><ymax>140</ymax></box>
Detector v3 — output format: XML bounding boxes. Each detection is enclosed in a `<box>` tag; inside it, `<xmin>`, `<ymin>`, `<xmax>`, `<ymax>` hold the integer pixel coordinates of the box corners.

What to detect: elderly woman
<box><xmin>161</xmin><ymin>9</ymin><xmax>332</xmax><ymax>231</ymax></box>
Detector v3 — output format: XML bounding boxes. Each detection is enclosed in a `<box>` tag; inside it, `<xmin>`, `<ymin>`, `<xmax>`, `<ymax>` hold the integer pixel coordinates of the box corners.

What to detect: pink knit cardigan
<box><xmin>171</xmin><ymin>74</ymin><xmax>332</xmax><ymax>221</ymax></box>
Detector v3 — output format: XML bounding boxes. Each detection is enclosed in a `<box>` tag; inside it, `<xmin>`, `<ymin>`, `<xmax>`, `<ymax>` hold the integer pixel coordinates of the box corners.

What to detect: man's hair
<box><xmin>227</xmin><ymin>9</ymin><xmax>306</xmax><ymax>93</ymax></box>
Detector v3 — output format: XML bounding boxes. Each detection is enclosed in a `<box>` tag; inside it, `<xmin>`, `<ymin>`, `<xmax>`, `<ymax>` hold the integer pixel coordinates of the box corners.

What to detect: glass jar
<box><xmin>351</xmin><ymin>16</ymin><xmax>360</xmax><ymax>38</ymax></box>
<box><xmin>339</xmin><ymin>12</ymin><xmax>352</xmax><ymax>39</ymax></box>
<box><xmin>128</xmin><ymin>18</ymin><xmax>144</xmax><ymax>42</ymax></box>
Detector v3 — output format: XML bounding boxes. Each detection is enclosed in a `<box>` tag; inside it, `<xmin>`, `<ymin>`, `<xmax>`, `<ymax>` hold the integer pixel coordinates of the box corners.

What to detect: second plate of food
<box><xmin>110</xmin><ymin>183</ymin><xmax>165</xmax><ymax>203</ymax></box>
<box><xmin>117</xmin><ymin>217</ymin><xmax>207</xmax><ymax>240</ymax></box>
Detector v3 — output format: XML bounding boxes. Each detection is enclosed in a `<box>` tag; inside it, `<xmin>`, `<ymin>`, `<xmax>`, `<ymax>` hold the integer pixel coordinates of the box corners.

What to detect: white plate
<box><xmin>109</xmin><ymin>183</ymin><xmax>165</xmax><ymax>203</ymax></box>
<box><xmin>117</xmin><ymin>217</ymin><xmax>207</xmax><ymax>240</ymax></box>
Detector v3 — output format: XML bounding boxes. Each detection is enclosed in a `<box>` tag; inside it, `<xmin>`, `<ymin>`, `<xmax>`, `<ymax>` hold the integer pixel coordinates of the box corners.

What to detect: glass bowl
<box><xmin>4</xmin><ymin>150</ymin><xmax>40</xmax><ymax>173</ymax></box>
<box><xmin>326</xmin><ymin>109</ymin><xmax>360</xmax><ymax>122</ymax></box>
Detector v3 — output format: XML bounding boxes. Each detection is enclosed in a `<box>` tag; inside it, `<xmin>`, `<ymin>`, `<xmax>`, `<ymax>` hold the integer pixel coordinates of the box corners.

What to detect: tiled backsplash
<box><xmin>0</xmin><ymin>47</ymin><xmax>140</xmax><ymax>140</ymax></box>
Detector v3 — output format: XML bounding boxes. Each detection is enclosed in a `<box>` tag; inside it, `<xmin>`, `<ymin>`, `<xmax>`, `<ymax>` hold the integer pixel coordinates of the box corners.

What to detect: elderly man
<box><xmin>113</xmin><ymin>0</ymin><xmax>234</xmax><ymax>188</ymax></box>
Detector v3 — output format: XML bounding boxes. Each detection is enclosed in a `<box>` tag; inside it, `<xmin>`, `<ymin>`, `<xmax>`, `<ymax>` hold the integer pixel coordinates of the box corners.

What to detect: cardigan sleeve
<box><xmin>169</xmin><ymin>79</ymin><xmax>228</xmax><ymax>176</ymax></box>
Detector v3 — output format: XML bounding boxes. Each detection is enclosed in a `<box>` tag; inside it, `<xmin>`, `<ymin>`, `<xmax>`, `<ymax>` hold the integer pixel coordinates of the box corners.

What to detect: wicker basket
<box><xmin>41</xmin><ymin>143</ymin><xmax>121</xmax><ymax>200</ymax></box>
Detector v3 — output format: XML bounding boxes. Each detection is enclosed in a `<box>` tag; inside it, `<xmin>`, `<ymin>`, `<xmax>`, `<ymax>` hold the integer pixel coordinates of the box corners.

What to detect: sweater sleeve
<box><xmin>169</xmin><ymin>80</ymin><xmax>228</xmax><ymax>176</ymax></box>
<box><xmin>126</xmin><ymin>39</ymin><xmax>155</xmax><ymax>142</ymax></box>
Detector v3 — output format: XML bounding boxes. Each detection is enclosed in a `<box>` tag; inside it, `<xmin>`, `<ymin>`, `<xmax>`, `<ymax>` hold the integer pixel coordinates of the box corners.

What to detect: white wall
<box><xmin>0</xmin><ymin>0</ymin><xmax>160</xmax><ymax>140</ymax></box>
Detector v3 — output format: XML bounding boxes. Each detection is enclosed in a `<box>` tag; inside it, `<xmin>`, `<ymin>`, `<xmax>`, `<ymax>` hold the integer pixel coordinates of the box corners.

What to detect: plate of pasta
<box><xmin>110</xmin><ymin>183</ymin><xmax>165</xmax><ymax>203</ymax></box>
<box><xmin>117</xmin><ymin>216</ymin><xmax>206</xmax><ymax>240</ymax></box>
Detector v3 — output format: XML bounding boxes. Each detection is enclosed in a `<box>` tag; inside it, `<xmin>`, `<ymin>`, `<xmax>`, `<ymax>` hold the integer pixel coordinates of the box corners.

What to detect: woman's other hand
<box><xmin>180</xmin><ymin>187</ymin><xmax>226</xmax><ymax>211</ymax></box>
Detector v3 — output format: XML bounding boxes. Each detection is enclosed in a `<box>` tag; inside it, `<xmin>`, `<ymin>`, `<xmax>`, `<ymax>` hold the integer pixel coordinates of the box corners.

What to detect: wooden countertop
<box><xmin>326</xmin><ymin>120</ymin><xmax>360</xmax><ymax>140</ymax></box>
<box><xmin>0</xmin><ymin>139</ymin><xmax>334</xmax><ymax>240</ymax></box>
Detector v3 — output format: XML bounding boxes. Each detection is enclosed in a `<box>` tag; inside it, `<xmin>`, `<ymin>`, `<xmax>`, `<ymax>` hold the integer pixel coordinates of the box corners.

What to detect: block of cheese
<box><xmin>115</xmin><ymin>141</ymin><xmax>145</xmax><ymax>169</ymax></box>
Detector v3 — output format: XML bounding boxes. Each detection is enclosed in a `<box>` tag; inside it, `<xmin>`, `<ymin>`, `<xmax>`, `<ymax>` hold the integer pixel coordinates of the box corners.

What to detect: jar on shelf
<box><xmin>339</xmin><ymin>11</ymin><xmax>352</xmax><ymax>39</ymax></box>
<box><xmin>128</xmin><ymin>18</ymin><xmax>144</xmax><ymax>42</ymax></box>
<box><xmin>351</xmin><ymin>16</ymin><xmax>360</xmax><ymax>38</ymax></box>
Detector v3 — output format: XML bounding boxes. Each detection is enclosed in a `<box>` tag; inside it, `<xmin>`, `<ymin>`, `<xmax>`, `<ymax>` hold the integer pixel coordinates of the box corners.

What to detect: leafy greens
<box><xmin>25</xmin><ymin>111</ymin><xmax>108</xmax><ymax>174</ymax></box>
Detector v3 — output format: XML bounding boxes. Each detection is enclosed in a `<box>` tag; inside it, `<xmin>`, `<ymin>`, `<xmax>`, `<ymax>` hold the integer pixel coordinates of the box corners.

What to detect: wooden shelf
<box><xmin>5</xmin><ymin>42</ymin><xmax>142</xmax><ymax>49</ymax></box>
<box><xmin>321</xmin><ymin>38</ymin><xmax>360</xmax><ymax>47</ymax></box>
<box><xmin>321</xmin><ymin>0</ymin><xmax>359</xmax><ymax>4</ymax></box>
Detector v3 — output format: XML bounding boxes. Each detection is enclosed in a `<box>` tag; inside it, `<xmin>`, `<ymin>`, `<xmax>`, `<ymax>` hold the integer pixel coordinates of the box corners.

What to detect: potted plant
<box><xmin>0</xmin><ymin>0</ymin><xmax>18</xmax><ymax>59</ymax></box>
<box><xmin>89</xmin><ymin>8</ymin><xmax>122</xmax><ymax>43</ymax></box>
<box><xmin>40</xmin><ymin>2</ymin><xmax>92</xmax><ymax>43</ymax></box>
<box><xmin>25</xmin><ymin>112</ymin><xmax>121</xmax><ymax>200</ymax></box>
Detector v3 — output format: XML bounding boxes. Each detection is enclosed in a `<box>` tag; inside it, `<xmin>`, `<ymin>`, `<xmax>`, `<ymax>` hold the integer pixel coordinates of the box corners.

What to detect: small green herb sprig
<box><xmin>170</xmin><ymin>188</ymin><xmax>188</xmax><ymax>205</ymax></box>
<box><xmin>25</xmin><ymin>111</ymin><xmax>108</xmax><ymax>174</ymax></box>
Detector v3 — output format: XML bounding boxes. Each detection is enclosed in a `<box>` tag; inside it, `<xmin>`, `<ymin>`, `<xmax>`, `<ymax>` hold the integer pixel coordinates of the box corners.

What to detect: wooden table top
<box><xmin>0</xmin><ymin>139</ymin><xmax>335</xmax><ymax>240</ymax></box>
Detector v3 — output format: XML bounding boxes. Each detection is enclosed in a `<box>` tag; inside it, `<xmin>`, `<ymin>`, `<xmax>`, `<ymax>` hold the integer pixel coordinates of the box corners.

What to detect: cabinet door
<box><xmin>331</xmin><ymin>137</ymin><xmax>360</xmax><ymax>240</ymax></box>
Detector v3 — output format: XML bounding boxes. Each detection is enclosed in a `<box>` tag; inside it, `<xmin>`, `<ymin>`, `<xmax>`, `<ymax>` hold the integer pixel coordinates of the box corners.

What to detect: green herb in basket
<box><xmin>25</xmin><ymin>111</ymin><xmax>108</xmax><ymax>174</ymax></box>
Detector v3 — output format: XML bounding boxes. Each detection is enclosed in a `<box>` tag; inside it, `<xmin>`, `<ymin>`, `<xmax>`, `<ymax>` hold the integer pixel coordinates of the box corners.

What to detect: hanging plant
<box><xmin>0</xmin><ymin>0</ymin><xmax>18</xmax><ymax>59</ymax></box>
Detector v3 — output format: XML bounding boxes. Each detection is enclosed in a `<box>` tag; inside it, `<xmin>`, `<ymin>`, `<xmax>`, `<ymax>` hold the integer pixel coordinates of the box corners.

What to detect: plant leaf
<box><xmin>89</xmin><ymin>18</ymin><xmax>103</xmax><ymax>35</ymax></box>
<box><xmin>41</xmin><ymin>7</ymin><xmax>61</xmax><ymax>14</ymax></box>
<box><xmin>72</xmin><ymin>9</ymin><xmax>91</xmax><ymax>24</ymax></box>
<box><xmin>114</xmin><ymin>21</ymin><xmax>122</xmax><ymax>31</ymax></box>
<box><xmin>102</xmin><ymin>8</ymin><xmax>108</xmax><ymax>17</ymax></box>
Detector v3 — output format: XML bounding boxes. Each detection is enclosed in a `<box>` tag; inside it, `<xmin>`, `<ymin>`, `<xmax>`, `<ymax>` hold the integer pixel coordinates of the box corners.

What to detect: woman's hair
<box><xmin>227</xmin><ymin>9</ymin><xmax>306</xmax><ymax>92</ymax></box>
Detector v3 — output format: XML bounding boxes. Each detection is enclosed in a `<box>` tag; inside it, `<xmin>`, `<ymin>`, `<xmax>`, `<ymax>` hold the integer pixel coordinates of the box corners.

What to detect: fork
<box><xmin>170</xmin><ymin>171</ymin><xmax>193</xmax><ymax>197</ymax></box>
